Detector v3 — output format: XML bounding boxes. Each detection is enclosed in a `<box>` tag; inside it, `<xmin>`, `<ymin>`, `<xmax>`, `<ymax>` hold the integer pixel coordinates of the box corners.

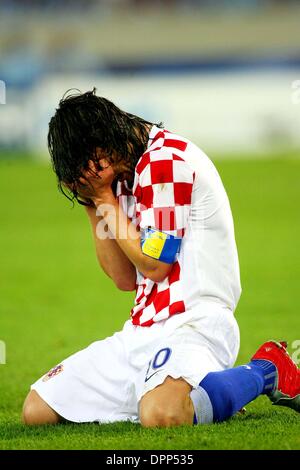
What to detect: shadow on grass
<box><xmin>0</xmin><ymin>421</ymin><xmax>141</xmax><ymax>440</ymax></box>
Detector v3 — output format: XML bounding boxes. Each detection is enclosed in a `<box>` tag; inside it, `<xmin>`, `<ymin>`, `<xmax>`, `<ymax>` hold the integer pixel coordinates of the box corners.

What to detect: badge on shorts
<box><xmin>42</xmin><ymin>364</ymin><xmax>64</xmax><ymax>382</ymax></box>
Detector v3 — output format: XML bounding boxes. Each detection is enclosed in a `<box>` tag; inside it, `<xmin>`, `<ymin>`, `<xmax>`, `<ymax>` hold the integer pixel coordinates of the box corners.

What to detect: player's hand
<box><xmin>76</xmin><ymin>159</ymin><xmax>115</xmax><ymax>206</ymax></box>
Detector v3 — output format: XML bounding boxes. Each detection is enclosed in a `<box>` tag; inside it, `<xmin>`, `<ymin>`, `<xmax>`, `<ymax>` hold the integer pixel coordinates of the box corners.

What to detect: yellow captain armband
<box><xmin>140</xmin><ymin>228</ymin><xmax>182</xmax><ymax>264</ymax></box>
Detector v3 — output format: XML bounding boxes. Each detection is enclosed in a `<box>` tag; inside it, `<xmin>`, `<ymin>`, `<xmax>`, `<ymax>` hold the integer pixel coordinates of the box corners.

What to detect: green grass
<box><xmin>0</xmin><ymin>157</ymin><xmax>299</xmax><ymax>450</ymax></box>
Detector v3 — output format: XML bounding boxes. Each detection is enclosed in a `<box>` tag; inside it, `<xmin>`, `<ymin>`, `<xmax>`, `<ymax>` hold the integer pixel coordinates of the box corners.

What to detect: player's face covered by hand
<box><xmin>78</xmin><ymin>158</ymin><xmax>115</xmax><ymax>198</ymax></box>
<box><xmin>63</xmin><ymin>152</ymin><xmax>115</xmax><ymax>206</ymax></box>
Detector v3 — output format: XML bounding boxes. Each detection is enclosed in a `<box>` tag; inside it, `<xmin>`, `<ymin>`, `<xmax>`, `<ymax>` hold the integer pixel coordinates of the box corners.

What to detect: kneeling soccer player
<box><xmin>23</xmin><ymin>90</ymin><xmax>300</xmax><ymax>426</ymax></box>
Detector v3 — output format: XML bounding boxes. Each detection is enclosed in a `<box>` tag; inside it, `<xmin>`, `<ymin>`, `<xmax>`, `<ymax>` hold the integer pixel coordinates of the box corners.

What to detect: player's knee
<box><xmin>140</xmin><ymin>377</ymin><xmax>193</xmax><ymax>427</ymax></box>
<box><xmin>140</xmin><ymin>399</ymin><xmax>184</xmax><ymax>428</ymax></box>
<box><xmin>22</xmin><ymin>390</ymin><xmax>60</xmax><ymax>425</ymax></box>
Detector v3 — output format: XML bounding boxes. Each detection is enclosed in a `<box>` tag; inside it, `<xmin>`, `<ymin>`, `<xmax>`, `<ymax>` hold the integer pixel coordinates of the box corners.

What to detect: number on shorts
<box><xmin>153</xmin><ymin>347</ymin><xmax>172</xmax><ymax>369</ymax></box>
<box><xmin>145</xmin><ymin>347</ymin><xmax>172</xmax><ymax>382</ymax></box>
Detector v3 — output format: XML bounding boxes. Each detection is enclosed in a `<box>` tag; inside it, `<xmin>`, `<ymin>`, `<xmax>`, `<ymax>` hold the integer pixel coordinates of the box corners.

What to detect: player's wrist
<box><xmin>92</xmin><ymin>188</ymin><xmax>116</xmax><ymax>210</ymax></box>
<box><xmin>84</xmin><ymin>204</ymin><xmax>97</xmax><ymax>215</ymax></box>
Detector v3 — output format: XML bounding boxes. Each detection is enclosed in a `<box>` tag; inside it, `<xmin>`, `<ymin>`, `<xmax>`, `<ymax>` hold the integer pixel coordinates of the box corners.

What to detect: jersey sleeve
<box><xmin>134</xmin><ymin>154</ymin><xmax>194</xmax><ymax>263</ymax></box>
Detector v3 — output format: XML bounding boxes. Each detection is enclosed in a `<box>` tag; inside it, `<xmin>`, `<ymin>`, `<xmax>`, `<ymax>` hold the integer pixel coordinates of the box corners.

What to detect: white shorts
<box><xmin>31</xmin><ymin>302</ymin><xmax>240</xmax><ymax>423</ymax></box>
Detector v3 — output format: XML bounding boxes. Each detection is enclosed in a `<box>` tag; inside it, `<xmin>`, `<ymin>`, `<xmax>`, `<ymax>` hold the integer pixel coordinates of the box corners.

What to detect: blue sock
<box><xmin>190</xmin><ymin>360</ymin><xmax>277</xmax><ymax>424</ymax></box>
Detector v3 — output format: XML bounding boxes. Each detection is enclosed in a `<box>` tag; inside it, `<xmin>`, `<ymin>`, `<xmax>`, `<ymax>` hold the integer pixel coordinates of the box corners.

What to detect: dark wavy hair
<box><xmin>48</xmin><ymin>88</ymin><xmax>162</xmax><ymax>204</ymax></box>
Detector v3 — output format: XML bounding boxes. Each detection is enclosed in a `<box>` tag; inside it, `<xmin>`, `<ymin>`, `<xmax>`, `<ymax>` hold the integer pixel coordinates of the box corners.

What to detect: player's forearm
<box><xmin>85</xmin><ymin>206</ymin><xmax>137</xmax><ymax>291</ymax></box>
<box><xmin>93</xmin><ymin>196</ymin><xmax>172</xmax><ymax>283</ymax></box>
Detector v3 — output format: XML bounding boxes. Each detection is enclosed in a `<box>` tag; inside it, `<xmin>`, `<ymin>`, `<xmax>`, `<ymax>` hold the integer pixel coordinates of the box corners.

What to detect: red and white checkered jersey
<box><xmin>117</xmin><ymin>126</ymin><xmax>241</xmax><ymax>327</ymax></box>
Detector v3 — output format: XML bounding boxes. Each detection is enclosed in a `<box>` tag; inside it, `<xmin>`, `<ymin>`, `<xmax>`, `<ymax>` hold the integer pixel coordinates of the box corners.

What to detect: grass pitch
<box><xmin>0</xmin><ymin>156</ymin><xmax>299</xmax><ymax>450</ymax></box>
